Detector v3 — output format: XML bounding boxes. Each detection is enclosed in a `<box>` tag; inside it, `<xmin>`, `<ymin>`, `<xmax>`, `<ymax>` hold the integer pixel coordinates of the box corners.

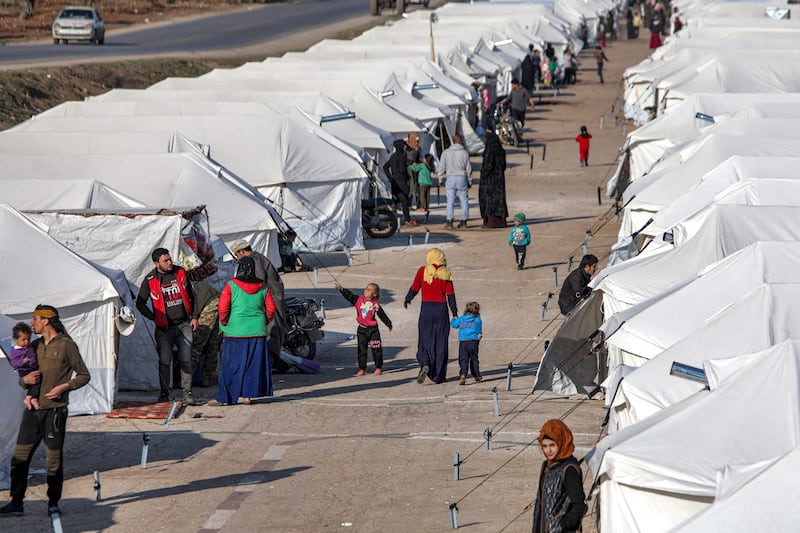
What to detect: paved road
<box><xmin>0</xmin><ymin>0</ymin><xmax>364</xmax><ymax>66</ymax></box>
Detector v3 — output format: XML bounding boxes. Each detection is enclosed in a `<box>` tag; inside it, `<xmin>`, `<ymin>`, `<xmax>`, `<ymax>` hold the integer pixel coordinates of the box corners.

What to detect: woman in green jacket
<box><xmin>210</xmin><ymin>257</ymin><xmax>276</xmax><ymax>405</ymax></box>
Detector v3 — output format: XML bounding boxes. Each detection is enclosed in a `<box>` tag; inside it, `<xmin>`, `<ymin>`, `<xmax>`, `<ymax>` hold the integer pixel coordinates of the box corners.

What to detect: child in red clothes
<box><xmin>335</xmin><ymin>282</ymin><xmax>393</xmax><ymax>376</ymax></box>
<box><xmin>575</xmin><ymin>125</ymin><xmax>592</xmax><ymax>167</ymax></box>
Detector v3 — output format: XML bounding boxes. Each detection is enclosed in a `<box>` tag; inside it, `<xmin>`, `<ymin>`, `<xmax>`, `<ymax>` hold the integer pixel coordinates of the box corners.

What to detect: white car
<box><xmin>52</xmin><ymin>6</ymin><xmax>105</xmax><ymax>45</ymax></box>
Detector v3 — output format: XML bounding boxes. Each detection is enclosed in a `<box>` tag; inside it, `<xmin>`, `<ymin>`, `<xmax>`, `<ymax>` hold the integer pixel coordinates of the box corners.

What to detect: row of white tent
<box><xmin>534</xmin><ymin>2</ymin><xmax>800</xmax><ymax>531</ymax></box>
<box><xmin>0</xmin><ymin>0</ymin><xmax>616</xmax><ymax>490</ymax></box>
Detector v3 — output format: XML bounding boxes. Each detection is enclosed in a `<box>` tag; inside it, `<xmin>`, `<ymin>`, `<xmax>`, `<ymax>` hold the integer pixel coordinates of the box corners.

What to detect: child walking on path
<box><xmin>335</xmin><ymin>282</ymin><xmax>393</xmax><ymax>376</ymax></box>
<box><xmin>10</xmin><ymin>322</ymin><xmax>40</xmax><ymax>410</ymax></box>
<box><xmin>450</xmin><ymin>302</ymin><xmax>483</xmax><ymax>385</ymax></box>
<box><xmin>575</xmin><ymin>125</ymin><xmax>592</xmax><ymax>167</ymax></box>
<box><xmin>409</xmin><ymin>153</ymin><xmax>435</xmax><ymax>214</ymax></box>
<box><xmin>508</xmin><ymin>212</ymin><xmax>531</xmax><ymax>270</ymax></box>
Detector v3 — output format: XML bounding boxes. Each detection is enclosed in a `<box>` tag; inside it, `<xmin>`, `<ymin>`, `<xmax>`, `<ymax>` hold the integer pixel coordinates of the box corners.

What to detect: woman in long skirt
<box><xmin>211</xmin><ymin>256</ymin><xmax>276</xmax><ymax>405</ymax></box>
<box><xmin>404</xmin><ymin>248</ymin><xmax>458</xmax><ymax>383</ymax></box>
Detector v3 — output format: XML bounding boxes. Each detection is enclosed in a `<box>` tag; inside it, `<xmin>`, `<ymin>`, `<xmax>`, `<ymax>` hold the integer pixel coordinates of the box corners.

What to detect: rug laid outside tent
<box><xmin>106</xmin><ymin>401</ymin><xmax>183</xmax><ymax>419</ymax></box>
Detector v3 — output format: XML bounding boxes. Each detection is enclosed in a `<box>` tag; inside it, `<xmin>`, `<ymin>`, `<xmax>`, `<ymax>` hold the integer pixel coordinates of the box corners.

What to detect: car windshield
<box><xmin>59</xmin><ymin>9</ymin><xmax>93</xmax><ymax>19</ymax></box>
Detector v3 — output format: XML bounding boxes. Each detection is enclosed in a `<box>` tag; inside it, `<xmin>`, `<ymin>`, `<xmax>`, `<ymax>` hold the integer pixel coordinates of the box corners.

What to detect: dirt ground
<box><xmin>0</xmin><ymin>25</ymin><xmax>653</xmax><ymax>533</ymax></box>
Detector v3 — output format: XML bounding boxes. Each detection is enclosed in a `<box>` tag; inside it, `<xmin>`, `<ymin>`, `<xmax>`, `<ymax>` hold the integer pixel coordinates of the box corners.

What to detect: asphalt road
<box><xmin>0</xmin><ymin>0</ymin><xmax>365</xmax><ymax>66</ymax></box>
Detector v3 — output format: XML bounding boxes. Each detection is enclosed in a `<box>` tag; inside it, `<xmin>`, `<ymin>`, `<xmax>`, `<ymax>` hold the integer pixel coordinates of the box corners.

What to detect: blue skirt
<box><xmin>417</xmin><ymin>302</ymin><xmax>451</xmax><ymax>383</ymax></box>
<box><xmin>217</xmin><ymin>336</ymin><xmax>273</xmax><ymax>404</ymax></box>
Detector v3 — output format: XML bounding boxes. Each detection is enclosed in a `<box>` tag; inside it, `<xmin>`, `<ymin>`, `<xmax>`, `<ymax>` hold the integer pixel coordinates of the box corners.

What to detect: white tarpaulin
<box><xmin>0</xmin><ymin>204</ymin><xmax>120</xmax><ymax>415</ymax></box>
<box><xmin>589</xmin><ymin>339</ymin><xmax>800</xmax><ymax>533</ymax></box>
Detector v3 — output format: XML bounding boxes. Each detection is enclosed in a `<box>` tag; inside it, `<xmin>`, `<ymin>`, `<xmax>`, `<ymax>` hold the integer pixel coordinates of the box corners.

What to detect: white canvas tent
<box><xmin>0</xmin><ymin>312</ymin><xmax>25</xmax><ymax>490</ymax></box>
<box><xmin>0</xmin><ymin>204</ymin><xmax>120</xmax><ymax>415</ymax></box>
<box><xmin>588</xmin><ymin>339</ymin><xmax>800</xmax><ymax>533</ymax></box>
<box><xmin>535</xmin><ymin>205</ymin><xmax>800</xmax><ymax>395</ymax></box>
<box><xmin>0</xmin><ymin>179</ymin><xmax>145</xmax><ymax>210</ymax></box>
<box><xmin>0</xmin><ymin>148</ymin><xmax>282</xmax><ymax>262</ymax></box>
<box><xmin>147</xmin><ymin>77</ymin><xmax>423</xmax><ymax>137</ymax></box>
<box><xmin>672</xmin><ymin>447</ymin><xmax>800</xmax><ymax>533</ymax></box>
<box><xmin>644</xmin><ymin>157</ymin><xmax>800</xmax><ymax>238</ymax></box>
<box><xmin>11</xmin><ymin>113</ymin><xmax>365</xmax><ymax>252</ymax></box>
<box><xmin>619</xmin><ymin>135</ymin><xmax>800</xmax><ymax>239</ymax></box>
<box><xmin>613</xmin><ymin>284</ymin><xmax>800</xmax><ymax>431</ymax></box>
<box><xmin>606</xmin><ymin>94</ymin><xmax>800</xmax><ymax>198</ymax></box>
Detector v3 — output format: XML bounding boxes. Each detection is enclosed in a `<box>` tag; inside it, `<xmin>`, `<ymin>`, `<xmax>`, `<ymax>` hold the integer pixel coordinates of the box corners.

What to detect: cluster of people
<box><xmin>622</xmin><ymin>0</ymin><xmax>677</xmax><ymax>48</ymax></box>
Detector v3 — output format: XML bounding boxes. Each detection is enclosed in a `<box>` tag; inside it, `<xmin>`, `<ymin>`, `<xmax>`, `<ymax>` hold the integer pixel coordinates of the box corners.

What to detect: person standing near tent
<box><xmin>190</xmin><ymin>279</ymin><xmax>221</xmax><ymax>388</ymax></box>
<box><xmin>230</xmin><ymin>239</ymin><xmax>285</xmax><ymax>369</ymax></box>
<box><xmin>532</xmin><ymin>419</ymin><xmax>587</xmax><ymax>533</ymax></box>
<box><xmin>439</xmin><ymin>134</ymin><xmax>473</xmax><ymax>229</ymax></box>
<box><xmin>209</xmin><ymin>256</ymin><xmax>276</xmax><ymax>406</ymax></box>
<box><xmin>594</xmin><ymin>46</ymin><xmax>609</xmax><ymax>84</ymax></box>
<box><xmin>404</xmin><ymin>248</ymin><xmax>458</xmax><ymax>384</ymax></box>
<box><xmin>558</xmin><ymin>254</ymin><xmax>598</xmax><ymax>315</ymax></box>
<box><xmin>137</xmin><ymin>247</ymin><xmax>199</xmax><ymax>405</ymax></box>
<box><xmin>575</xmin><ymin>125</ymin><xmax>592</xmax><ymax>167</ymax></box>
<box><xmin>479</xmin><ymin>130</ymin><xmax>509</xmax><ymax>228</ymax></box>
<box><xmin>383</xmin><ymin>139</ymin><xmax>416</xmax><ymax>226</ymax></box>
<box><xmin>0</xmin><ymin>305</ymin><xmax>90</xmax><ymax>519</ymax></box>
<box><xmin>501</xmin><ymin>79</ymin><xmax>535</xmax><ymax>128</ymax></box>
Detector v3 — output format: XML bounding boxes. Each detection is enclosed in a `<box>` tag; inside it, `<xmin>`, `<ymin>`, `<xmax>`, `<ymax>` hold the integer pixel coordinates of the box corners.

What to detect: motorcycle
<box><xmin>283</xmin><ymin>296</ymin><xmax>325</xmax><ymax>360</ymax></box>
<box><xmin>361</xmin><ymin>175</ymin><xmax>399</xmax><ymax>238</ymax></box>
<box><xmin>493</xmin><ymin>106</ymin><xmax>523</xmax><ymax>146</ymax></box>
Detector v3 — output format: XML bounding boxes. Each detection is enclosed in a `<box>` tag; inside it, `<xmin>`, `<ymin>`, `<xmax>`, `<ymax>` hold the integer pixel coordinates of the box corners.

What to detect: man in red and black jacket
<box><xmin>137</xmin><ymin>247</ymin><xmax>199</xmax><ymax>405</ymax></box>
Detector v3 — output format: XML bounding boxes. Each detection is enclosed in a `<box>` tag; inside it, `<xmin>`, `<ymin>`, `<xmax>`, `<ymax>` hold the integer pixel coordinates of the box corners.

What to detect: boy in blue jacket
<box><xmin>450</xmin><ymin>302</ymin><xmax>483</xmax><ymax>385</ymax></box>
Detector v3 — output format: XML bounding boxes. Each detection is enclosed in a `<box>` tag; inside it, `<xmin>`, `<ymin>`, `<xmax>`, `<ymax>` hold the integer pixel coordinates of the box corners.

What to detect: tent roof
<box><xmin>0</xmin><ymin>179</ymin><xmax>145</xmax><ymax>210</ymax></box>
<box><xmin>12</xmin><ymin>112</ymin><xmax>368</xmax><ymax>187</ymax></box>
<box><xmin>147</xmin><ymin>77</ymin><xmax>422</xmax><ymax>135</ymax></box>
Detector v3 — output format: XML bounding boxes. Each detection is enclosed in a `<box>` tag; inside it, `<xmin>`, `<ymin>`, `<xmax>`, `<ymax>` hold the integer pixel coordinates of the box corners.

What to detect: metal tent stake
<box><xmin>582</xmin><ymin>230</ymin><xmax>591</xmax><ymax>256</ymax></box>
<box><xmin>93</xmin><ymin>470</ymin><xmax>102</xmax><ymax>501</ymax></box>
<box><xmin>492</xmin><ymin>386</ymin><xmax>499</xmax><ymax>417</ymax></box>
<box><xmin>540</xmin><ymin>301</ymin><xmax>547</xmax><ymax>321</ymax></box>
<box><xmin>599</xmin><ymin>115</ymin><xmax>604</xmax><ymax>129</ymax></box>
<box><xmin>345</xmin><ymin>247</ymin><xmax>353</xmax><ymax>266</ymax></box>
<box><xmin>505</xmin><ymin>363</ymin><xmax>513</xmax><ymax>391</ymax></box>
<box><xmin>407</xmin><ymin>235</ymin><xmax>413</xmax><ymax>252</ymax></box>
<box><xmin>568</xmin><ymin>255</ymin><xmax>574</xmax><ymax>271</ymax></box>
<box><xmin>485</xmin><ymin>427</ymin><xmax>493</xmax><ymax>450</ymax></box>
<box><xmin>140</xmin><ymin>433</ymin><xmax>150</xmax><ymax>470</ymax></box>
<box><xmin>597</xmin><ymin>186</ymin><xmax>602</xmax><ymax>205</ymax></box>
<box><xmin>424</xmin><ymin>228</ymin><xmax>430</xmax><ymax>245</ymax></box>
<box><xmin>454</xmin><ymin>453</ymin><xmax>461</xmax><ymax>481</ymax></box>
<box><xmin>552</xmin><ymin>266</ymin><xmax>558</xmax><ymax>287</ymax></box>
<box><xmin>450</xmin><ymin>503</ymin><xmax>459</xmax><ymax>528</ymax></box>
<box><xmin>165</xmin><ymin>400</ymin><xmax>178</xmax><ymax>426</ymax></box>
<box><xmin>51</xmin><ymin>512</ymin><xmax>64</xmax><ymax>533</ymax></box>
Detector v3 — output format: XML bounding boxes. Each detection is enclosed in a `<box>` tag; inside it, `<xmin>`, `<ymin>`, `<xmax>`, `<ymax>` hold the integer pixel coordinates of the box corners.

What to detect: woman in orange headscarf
<box><xmin>532</xmin><ymin>419</ymin><xmax>587</xmax><ymax>533</ymax></box>
<box><xmin>404</xmin><ymin>248</ymin><xmax>458</xmax><ymax>384</ymax></box>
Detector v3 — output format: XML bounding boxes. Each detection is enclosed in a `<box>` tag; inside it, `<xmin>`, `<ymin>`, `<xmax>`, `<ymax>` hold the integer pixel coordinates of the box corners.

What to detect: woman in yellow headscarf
<box><xmin>404</xmin><ymin>248</ymin><xmax>458</xmax><ymax>384</ymax></box>
<box><xmin>532</xmin><ymin>419</ymin><xmax>586</xmax><ymax>533</ymax></box>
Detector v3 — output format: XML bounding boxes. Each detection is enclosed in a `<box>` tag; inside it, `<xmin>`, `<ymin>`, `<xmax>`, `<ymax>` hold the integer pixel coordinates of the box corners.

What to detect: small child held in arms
<box><xmin>10</xmin><ymin>322</ymin><xmax>40</xmax><ymax>410</ymax></box>
<box><xmin>335</xmin><ymin>282</ymin><xmax>393</xmax><ymax>376</ymax></box>
<box><xmin>450</xmin><ymin>302</ymin><xmax>483</xmax><ymax>385</ymax></box>
<box><xmin>508</xmin><ymin>212</ymin><xmax>531</xmax><ymax>270</ymax></box>
<box><xmin>575</xmin><ymin>125</ymin><xmax>592</xmax><ymax>167</ymax></box>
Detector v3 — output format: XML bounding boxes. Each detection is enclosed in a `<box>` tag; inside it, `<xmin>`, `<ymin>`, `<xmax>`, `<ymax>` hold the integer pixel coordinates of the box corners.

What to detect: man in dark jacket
<box><xmin>190</xmin><ymin>279</ymin><xmax>221</xmax><ymax>387</ymax></box>
<box><xmin>383</xmin><ymin>139</ymin><xmax>416</xmax><ymax>226</ymax></box>
<box><xmin>137</xmin><ymin>247</ymin><xmax>199</xmax><ymax>405</ymax></box>
<box><xmin>558</xmin><ymin>254</ymin><xmax>598</xmax><ymax>315</ymax></box>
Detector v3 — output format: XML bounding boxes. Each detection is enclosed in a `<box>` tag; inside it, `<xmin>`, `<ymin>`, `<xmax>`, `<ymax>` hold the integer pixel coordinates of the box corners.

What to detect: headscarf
<box><xmin>537</xmin><ymin>419</ymin><xmax>575</xmax><ymax>464</ymax></box>
<box><xmin>235</xmin><ymin>256</ymin><xmax>261</xmax><ymax>284</ymax></box>
<box><xmin>423</xmin><ymin>248</ymin><xmax>453</xmax><ymax>284</ymax></box>
<box><xmin>34</xmin><ymin>304</ymin><xmax>66</xmax><ymax>334</ymax></box>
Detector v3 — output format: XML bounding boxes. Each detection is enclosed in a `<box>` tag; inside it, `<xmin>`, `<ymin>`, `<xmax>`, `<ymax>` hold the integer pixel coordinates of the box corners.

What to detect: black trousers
<box><xmin>513</xmin><ymin>244</ymin><xmax>528</xmax><ymax>268</ymax></box>
<box><xmin>510</xmin><ymin>108</ymin><xmax>526</xmax><ymax>128</ymax></box>
<box><xmin>357</xmin><ymin>325</ymin><xmax>383</xmax><ymax>370</ymax></box>
<box><xmin>10</xmin><ymin>406</ymin><xmax>68</xmax><ymax>506</ymax></box>
<box><xmin>395</xmin><ymin>190</ymin><xmax>411</xmax><ymax>222</ymax></box>
<box><xmin>458</xmin><ymin>340</ymin><xmax>481</xmax><ymax>378</ymax></box>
